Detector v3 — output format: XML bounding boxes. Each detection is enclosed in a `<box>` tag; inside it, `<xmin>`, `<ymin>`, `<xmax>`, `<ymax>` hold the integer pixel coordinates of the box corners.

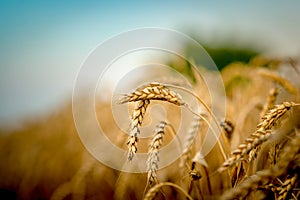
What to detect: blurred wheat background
<box><xmin>1</xmin><ymin>1</ymin><xmax>300</xmax><ymax>200</ymax></box>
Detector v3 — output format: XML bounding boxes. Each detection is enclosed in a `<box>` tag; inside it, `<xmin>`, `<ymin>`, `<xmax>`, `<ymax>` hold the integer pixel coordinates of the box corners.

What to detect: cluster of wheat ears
<box><xmin>117</xmin><ymin>57</ymin><xmax>300</xmax><ymax>200</ymax></box>
<box><xmin>1</xmin><ymin>56</ymin><xmax>300</xmax><ymax>200</ymax></box>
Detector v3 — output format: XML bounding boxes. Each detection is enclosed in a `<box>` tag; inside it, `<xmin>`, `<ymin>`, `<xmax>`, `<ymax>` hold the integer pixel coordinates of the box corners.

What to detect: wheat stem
<box><xmin>258</xmin><ymin>69</ymin><xmax>298</xmax><ymax>95</ymax></box>
<box><xmin>164</xmin><ymin>84</ymin><xmax>222</xmax><ymax>131</ymax></box>
<box><xmin>144</xmin><ymin>182</ymin><xmax>193</xmax><ymax>200</ymax></box>
<box><xmin>165</xmin><ymin>83</ymin><xmax>229</xmax><ymax>158</ymax></box>
<box><xmin>185</xmin><ymin>105</ymin><xmax>228</xmax><ymax>161</ymax></box>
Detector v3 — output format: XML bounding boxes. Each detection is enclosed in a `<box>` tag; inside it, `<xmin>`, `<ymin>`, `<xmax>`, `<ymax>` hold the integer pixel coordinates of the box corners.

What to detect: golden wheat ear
<box><xmin>219</xmin><ymin>102</ymin><xmax>300</xmax><ymax>173</ymax></box>
<box><xmin>127</xmin><ymin>100</ymin><xmax>150</xmax><ymax>160</ymax></box>
<box><xmin>179</xmin><ymin>115</ymin><xmax>204</xmax><ymax>169</ymax></box>
<box><xmin>220</xmin><ymin>119</ymin><xmax>234</xmax><ymax>141</ymax></box>
<box><xmin>120</xmin><ymin>82</ymin><xmax>186</xmax><ymax>160</ymax></box>
<box><xmin>119</xmin><ymin>82</ymin><xmax>185</xmax><ymax>106</ymax></box>
<box><xmin>220</xmin><ymin>132</ymin><xmax>300</xmax><ymax>200</ymax></box>
<box><xmin>146</xmin><ymin>121</ymin><xmax>167</xmax><ymax>185</ymax></box>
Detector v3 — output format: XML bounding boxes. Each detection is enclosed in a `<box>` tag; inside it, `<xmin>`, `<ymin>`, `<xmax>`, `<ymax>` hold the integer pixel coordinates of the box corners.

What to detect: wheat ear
<box><xmin>220</xmin><ymin>132</ymin><xmax>300</xmax><ymax>200</ymax></box>
<box><xmin>219</xmin><ymin>102</ymin><xmax>299</xmax><ymax>172</ymax></box>
<box><xmin>147</xmin><ymin>121</ymin><xmax>167</xmax><ymax>185</ymax></box>
<box><xmin>249</xmin><ymin>87</ymin><xmax>279</xmax><ymax>161</ymax></box>
<box><xmin>143</xmin><ymin>182</ymin><xmax>193</xmax><ymax>200</ymax></box>
<box><xmin>121</xmin><ymin>82</ymin><xmax>185</xmax><ymax>160</ymax></box>
<box><xmin>220</xmin><ymin>119</ymin><xmax>234</xmax><ymax>141</ymax></box>
<box><xmin>127</xmin><ymin>100</ymin><xmax>150</xmax><ymax>160</ymax></box>
<box><xmin>179</xmin><ymin>115</ymin><xmax>203</xmax><ymax>168</ymax></box>
<box><xmin>120</xmin><ymin>82</ymin><xmax>184</xmax><ymax>106</ymax></box>
<box><xmin>277</xmin><ymin>174</ymin><xmax>298</xmax><ymax>200</ymax></box>
<box><xmin>260</xmin><ymin>87</ymin><xmax>279</xmax><ymax>119</ymax></box>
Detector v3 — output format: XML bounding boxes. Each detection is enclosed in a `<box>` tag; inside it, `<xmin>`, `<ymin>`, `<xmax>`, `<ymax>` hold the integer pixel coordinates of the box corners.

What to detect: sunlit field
<box><xmin>1</xmin><ymin>55</ymin><xmax>299</xmax><ymax>200</ymax></box>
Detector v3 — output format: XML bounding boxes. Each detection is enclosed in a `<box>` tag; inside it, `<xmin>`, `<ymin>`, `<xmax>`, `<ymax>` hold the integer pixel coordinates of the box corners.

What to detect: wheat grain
<box><xmin>147</xmin><ymin>121</ymin><xmax>167</xmax><ymax>185</ymax></box>
<box><xmin>258</xmin><ymin>102</ymin><xmax>295</xmax><ymax>130</ymax></box>
<box><xmin>127</xmin><ymin>100</ymin><xmax>150</xmax><ymax>160</ymax></box>
<box><xmin>190</xmin><ymin>157</ymin><xmax>212</xmax><ymax>196</ymax></box>
<box><xmin>219</xmin><ymin>129</ymin><xmax>272</xmax><ymax>173</ymax></box>
<box><xmin>268</xmin><ymin>143</ymin><xmax>278</xmax><ymax>166</ymax></box>
<box><xmin>277</xmin><ymin>174</ymin><xmax>297</xmax><ymax>200</ymax></box>
<box><xmin>249</xmin><ymin>88</ymin><xmax>279</xmax><ymax>161</ymax></box>
<box><xmin>258</xmin><ymin>174</ymin><xmax>297</xmax><ymax>200</ymax></box>
<box><xmin>187</xmin><ymin>162</ymin><xmax>203</xmax><ymax>199</ymax></box>
<box><xmin>220</xmin><ymin>119</ymin><xmax>234</xmax><ymax>141</ymax></box>
<box><xmin>219</xmin><ymin>102</ymin><xmax>297</xmax><ymax>172</ymax></box>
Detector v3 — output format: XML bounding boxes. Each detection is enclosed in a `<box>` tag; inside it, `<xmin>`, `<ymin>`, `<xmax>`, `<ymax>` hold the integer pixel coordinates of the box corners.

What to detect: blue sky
<box><xmin>1</xmin><ymin>1</ymin><xmax>300</xmax><ymax>126</ymax></box>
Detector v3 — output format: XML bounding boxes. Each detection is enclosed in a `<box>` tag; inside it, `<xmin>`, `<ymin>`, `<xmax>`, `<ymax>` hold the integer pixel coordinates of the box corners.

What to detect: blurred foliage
<box><xmin>169</xmin><ymin>60</ymin><xmax>196</xmax><ymax>83</ymax></box>
<box><xmin>204</xmin><ymin>46</ymin><xmax>258</xmax><ymax>70</ymax></box>
<box><xmin>224</xmin><ymin>75</ymin><xmax>251</xmax><ymax>95</ymax></box>
<box><xmin>185</xmin><ymin>44</ymin><xmax>259</xmax><ymax>71</ymax></box>
<box><xmin>168</xmin><ymin>39</ymin><xmax>260</xmax><ymax>83</ymax></box>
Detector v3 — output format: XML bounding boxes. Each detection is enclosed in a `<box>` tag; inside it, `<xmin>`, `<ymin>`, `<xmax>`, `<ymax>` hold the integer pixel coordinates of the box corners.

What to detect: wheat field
<box><xmin>0</xmin><ymin>56</ymin><xmax>299</xmax><ymax>200</ymax></box>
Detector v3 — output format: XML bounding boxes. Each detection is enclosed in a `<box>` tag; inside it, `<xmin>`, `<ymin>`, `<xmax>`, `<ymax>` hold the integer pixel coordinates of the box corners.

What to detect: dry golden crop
<box><xmin>0</xmin><ymin>56</ymin><xmax>299</xmax><ymax>200</ymax></box>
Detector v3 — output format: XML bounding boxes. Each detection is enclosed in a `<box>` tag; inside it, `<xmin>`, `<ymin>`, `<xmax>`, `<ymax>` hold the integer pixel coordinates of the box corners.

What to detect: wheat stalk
<box><xmin>143</xmin><ymin>182</ymin><xmax>193</xmax><ymax>200</ymax></box>
<box><xmin>219</xmin><ymin>102</ymin><xmax>299</xmax><ymax>173</ymax></box>
<box><xmin>258</xmin><ymin>69</ymin><xmax>298</xmax><ymax>95</ymax></box>
<box><xmin>50</xmin><ymin>154</ymin><xmax>95</xmax><ymax>200</ymax></box>
<box><xmin>165</xmin><ymin>83</ymin><xmax>230</xmax><ymax>160</ymax></box>
<box><xmin>127</xmin><ymin>100</ymin><xmax>150</xmax><ymax>160</ymax></box>
<box><xmin>50</xmin><ymin>182</ymin><xmax>72</xmax><ymax>200</ymax></box>
<box><xmin>220</xmin><ymin>132</ymin><xmax>300</xmax><ymax>200</ymax></box>
<box><xmin>147</xmin><ymin>121</ymin><xmax>167</xmax><ymax>185</ymax></box>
